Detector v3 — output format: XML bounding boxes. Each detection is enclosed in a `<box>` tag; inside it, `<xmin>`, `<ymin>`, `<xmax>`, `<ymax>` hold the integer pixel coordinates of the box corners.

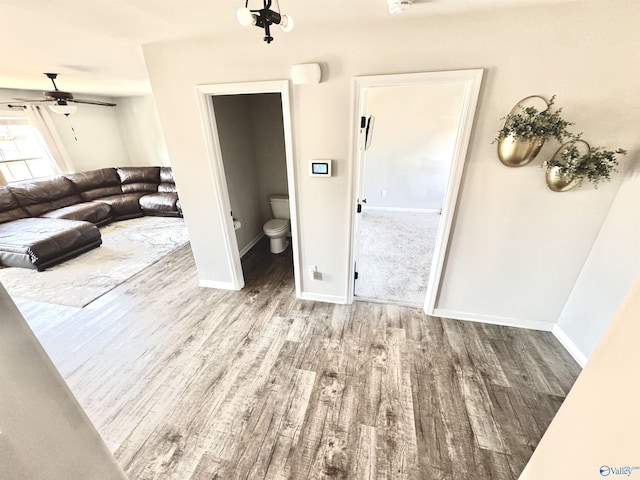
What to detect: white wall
<box><xmin>49</xmin><ymin>100</ymin><xmax>131</xmax><ymax>172</ymax></box>
<box><xmin>116</xmin><ymin>95</ymin><xmax>170</xmax><ymax>166</ymax></box>
<box><xmin>213</xmin><ymin>94</ymin><xmax>288</xmax><ymax>254</ymax></box>
<box><xmin>250</xmin><ymin>93</ymin><xmax>289</xmax><ymax>223</ymax></box>
<box><xmin>143</xmin><ymin>0</ymin><xmax>640</xmax><ymax>314</ymax></box>
<box><xmin>0</xmin><ymin>88</ymin><xmax>170</xmax><ymax>172</ymax></box>
<box><xmin>363</xmin><ymin>83</ymin><xmax>465</xmax><ymax>210</ymax></box>
<box><xmin>519</xmin><ymin>274</ymin><xmax>640</xmax><ymax>479</ymax></box>
<box><xmin>214</xmin><ymin>95</ymin><xmax>263</xmax><ymax>252</ymax></box>
<box><xmin>555</xmin><ymin>166</ymin><xmax>640</xmax><ymax>362</ymax></box>
<box><xmin>0</xmin><ymin>283</ymin><xmax>127</xmax><ymax>480</ymax></box>
<box><xmin>0</xmin><ymin>87</ymin><xmax>130</xmax><ymax>172</ymax></box>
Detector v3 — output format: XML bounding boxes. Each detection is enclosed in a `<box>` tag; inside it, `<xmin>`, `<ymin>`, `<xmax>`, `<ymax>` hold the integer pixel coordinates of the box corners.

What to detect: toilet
<box><xmin>263</xmin><ymin>194</ymin><xmax>290</xmax><ymax>254</ymax></box>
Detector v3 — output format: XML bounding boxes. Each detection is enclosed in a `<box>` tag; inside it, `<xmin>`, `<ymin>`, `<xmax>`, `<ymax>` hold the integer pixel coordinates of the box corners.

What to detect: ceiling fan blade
<box><xmin>12</xmin><ymin>98</ymin><xmax>46</xmax><ymax>103</ymax></box>
<box><xmin>0</xmin><ymin>102</ymin><xmax>27</xmax><ymax>108</ymax></box>
<box><xmin>70</xmin><ymin>99</ymin><xmax>117</xmax><ymax>107</ymax></box>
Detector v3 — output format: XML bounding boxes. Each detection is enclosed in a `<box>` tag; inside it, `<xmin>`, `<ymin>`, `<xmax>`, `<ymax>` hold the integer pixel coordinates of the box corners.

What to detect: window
<box><xmin>0</xmin><ymin>114</ymin><xmax>59</xmax><ymax>184</ymax></box>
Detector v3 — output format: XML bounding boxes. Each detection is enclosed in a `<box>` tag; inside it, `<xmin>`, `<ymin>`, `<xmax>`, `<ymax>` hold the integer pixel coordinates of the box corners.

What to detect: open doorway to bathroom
<box><xmin>196</xmin><ymin>81</ymin><xmax>300</xmax><ymax>296</ymax></box>
<box><xmin>212</xmin><ymin>93</ymin><xmax>290</xmax><ymax>255</ymax></box>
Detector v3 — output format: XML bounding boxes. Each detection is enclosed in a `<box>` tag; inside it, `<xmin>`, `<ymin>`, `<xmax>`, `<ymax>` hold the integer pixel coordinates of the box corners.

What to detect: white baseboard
<box><xmin>299</xmin><ymin>291</ymin><xmax>349</xmax><ymax>304</ymax></box>
<box><xmin>432</xmin><ymin>308</ymin><xmax>554</xmax><ymax>332</ymax></box>
<box><xmin>198</xmin><ymin>279</ymin><xmax>241</xmax><ymax>291</ymax></box>
<box><xmin>552</xmin><ymin>324</ymin><xmax>588</xmax><ymax>368</ymax></box>
<box><xmin>363</xmin><ymin>205</ymin><xmax>440</xmax><ymax>214</ymax></box>
<box><xmin>239</xmin><ymin>233</ymin><xmax>265</xmax><ymax>258</ymax></box>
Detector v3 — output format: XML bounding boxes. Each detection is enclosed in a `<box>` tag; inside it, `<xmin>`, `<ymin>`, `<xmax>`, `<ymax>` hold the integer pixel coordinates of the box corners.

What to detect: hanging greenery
<box><xmin>543</xmin><ymin>143</ymin><xmax>627</xmax><ymax>188</ymax></box>
<box><xmin>494</xmin><ymin>96</ymin><xmax>574</xmax><ymax>143</ymax></box>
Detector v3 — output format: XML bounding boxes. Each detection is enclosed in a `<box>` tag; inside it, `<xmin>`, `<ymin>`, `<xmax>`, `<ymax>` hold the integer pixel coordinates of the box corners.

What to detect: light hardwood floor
<box><xmin>16</xmin><ymin>240</ymin><xmax>581</xmax><ymax>480</ymax></box>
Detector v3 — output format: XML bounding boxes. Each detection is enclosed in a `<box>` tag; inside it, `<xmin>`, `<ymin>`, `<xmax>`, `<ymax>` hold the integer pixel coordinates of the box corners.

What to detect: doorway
<box><xmin>196</xmin><ymin>81</ymin><xmax>301</xmax><ymax>296</ymax></box>
<box><xmin>349</xmin><ymin>70</ymin><xmax>483</xmax><ymax>312</ymax></box>
<box><xmin>212</xmin><ymin>93</ymin><xmax>289</xmax><ymax>259</ymax></box>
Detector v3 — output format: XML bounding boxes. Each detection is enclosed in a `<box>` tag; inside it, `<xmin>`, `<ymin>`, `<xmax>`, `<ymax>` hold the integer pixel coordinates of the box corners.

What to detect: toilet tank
<box><xmin>269</xmin><ymin>194</ymin><xmax>290</xmax><ymax>219</ymax></box>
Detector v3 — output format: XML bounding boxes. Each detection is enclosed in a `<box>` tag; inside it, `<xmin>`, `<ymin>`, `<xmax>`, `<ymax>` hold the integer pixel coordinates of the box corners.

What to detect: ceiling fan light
<box><xmin>388</xmin><ymin>0</ymin><xmax>412</xmax><ymax>14</ymax></box>
<box><xmin>49</xmin><ymin>102</ymin><xmax>77</xmax><ymax>116</ymax></box>
<box><xmin>236</xmin><ymin>7</ymin><xmax>256</xmax><ymax>26</ymax></box>
<box><xmin>280</xmin><ymin>14</ymin><xmax>294</xmax><ymax>32</ymax></box>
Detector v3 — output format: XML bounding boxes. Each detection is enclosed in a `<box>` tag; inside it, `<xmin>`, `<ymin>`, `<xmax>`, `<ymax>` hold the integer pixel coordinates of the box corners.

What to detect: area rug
<box><xmin>355</xmin><ymin>210</ymin><xmax>440</xmax><ymax>306</ymax></box>
<box><xmin>0</xmin><ymin>216</ymin><xmax>189</xmax><ymax>308</ymax></box>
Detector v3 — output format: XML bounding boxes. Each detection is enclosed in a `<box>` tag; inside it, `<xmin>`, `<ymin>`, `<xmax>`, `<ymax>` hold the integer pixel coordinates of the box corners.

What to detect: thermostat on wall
<box><xmin>310</xmin><ymin>160</ymin><xmax>332</xmax><ymax>177</ymax></box>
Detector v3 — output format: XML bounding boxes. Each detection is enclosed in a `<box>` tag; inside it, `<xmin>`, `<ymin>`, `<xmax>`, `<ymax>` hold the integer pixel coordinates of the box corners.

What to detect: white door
<box><xmin>351</xmin><ymin>70</ymin><xmax>483</xmax><ymax>310</ymax></box>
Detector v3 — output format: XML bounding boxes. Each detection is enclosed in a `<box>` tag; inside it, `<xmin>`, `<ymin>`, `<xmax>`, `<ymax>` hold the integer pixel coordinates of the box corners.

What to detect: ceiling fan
<box><xmin>12</xmin><ymin>73</ymin><xmax>116</xmax><ymax>116</ymax></box>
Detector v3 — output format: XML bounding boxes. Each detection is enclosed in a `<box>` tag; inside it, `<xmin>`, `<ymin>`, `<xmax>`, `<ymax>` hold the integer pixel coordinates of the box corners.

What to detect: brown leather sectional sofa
<box><xmin>0</xmin><ymin>166</ymin><xmax>182</xmax><ymax>271</ymax></box>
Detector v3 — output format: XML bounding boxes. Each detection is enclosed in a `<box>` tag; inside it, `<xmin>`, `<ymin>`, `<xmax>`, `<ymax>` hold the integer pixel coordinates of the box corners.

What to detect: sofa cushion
<box><xmin>66</xmin><ymin>168</ymin><xmax>122</xmax><ymax>201</ymax></box>
<box><xmin>158</xmin><ymin>167</ymin><xmax>177</xmax><ymax>193</ymax></box>
<box><xmin>0</xmin><ymin>218</ymin><xmax>101</xmax><ymax>269</ymax></box>
<box><xmin>10</xmin><ymin>177</ymin><xmax>83</xmax><ymax>217</ymax></box>
<box><xmin>139</xmin><ymin>193</ymin><xmax>180</xmax><ymax>215</ymax></box>
<box><xmin>93</xmin><ymin>193</ymin><xmax>146</xmax><ymax>219</ymax></box>
<box><xmin>41</xmin><ymin>202</ymin><xmax>112</xmax><ymax>225</ymax></box>
<box><xmin>0</xmin><ymin>188</ymin><xmax>29</xmax><ymax>224</ymax></box>
<box><xmin>117</xmin><ymin>167</ymin><xmax>160</xmax><ymax>194</ymax></box>
<box><xmin>117</xmin><ymin>166</ymin><xmax>160</xmax><ymax>184</ymax></box>
<box><xmin>159</xmin><ymin>167</ymin><xmax>174</xmax><ymax>183</ymax></box>
<box><xmin>121</xmin><ymin>182</ymin><xmax>159</xmax><ymax>194</ymax></box>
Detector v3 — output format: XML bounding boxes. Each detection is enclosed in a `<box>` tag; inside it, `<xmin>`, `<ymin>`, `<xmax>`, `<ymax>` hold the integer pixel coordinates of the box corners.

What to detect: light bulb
<box><xmin>280</xmin><ymin>14</ymin><xmax>294</xmax><ymax>32</ymax></box>
<box><xmin>388</xmin><ymin>0</ymin><xmax>412</xmax><ymax>14</ymax></box>
<box><xmin>49</xmin><ymin>102</ymin><xmax>77</xmax><ymax>116</ymax></box>
<box><xmin>236</xmin><ymin>7</ymin><xmax>256</xmax><ymax>26</ymax></box>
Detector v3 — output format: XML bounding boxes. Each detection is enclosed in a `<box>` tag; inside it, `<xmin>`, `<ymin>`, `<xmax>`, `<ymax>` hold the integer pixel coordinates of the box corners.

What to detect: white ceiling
<box><xmin>0</xmin><ymin>0</ymin><xmax>580</xmax><ymax>97</ymax></box>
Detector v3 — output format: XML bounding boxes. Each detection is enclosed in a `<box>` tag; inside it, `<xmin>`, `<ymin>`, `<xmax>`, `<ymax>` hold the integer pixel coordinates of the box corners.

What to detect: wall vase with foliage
<box><xmin>543</xmin><ymin>140</ymin><xmax>627</xmax><ymax>192</ymax></box>
<box><xmin>495</xmin><ymin>95</ymin><xmax>573</xmax><ymax>167</ymax></box>
<box><xmin>545</xmin><ymin>165</ymin><xmax>581</xmax><ymax>192</ymax></box>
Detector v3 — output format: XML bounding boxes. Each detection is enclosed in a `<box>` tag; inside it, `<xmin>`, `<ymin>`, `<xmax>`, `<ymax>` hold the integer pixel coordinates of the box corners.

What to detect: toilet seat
<box><xmin>264</xmin><ymin>218</ymin><xmax>289</xmax><ymax>235</ymax></box>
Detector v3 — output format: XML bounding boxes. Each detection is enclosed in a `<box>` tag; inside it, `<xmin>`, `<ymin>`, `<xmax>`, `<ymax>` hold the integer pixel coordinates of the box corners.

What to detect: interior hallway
<box><xmin>17</xmin><ymin>238</ymin><xmax>581</xmax><ymax>479</ymax></box>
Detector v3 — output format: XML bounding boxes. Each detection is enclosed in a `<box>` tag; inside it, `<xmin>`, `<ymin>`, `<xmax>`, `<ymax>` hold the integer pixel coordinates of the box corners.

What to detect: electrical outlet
<box><xmin>381</xmin><ymin>190</ymin><xmax>387</xmax><ymax>197</ymax></box>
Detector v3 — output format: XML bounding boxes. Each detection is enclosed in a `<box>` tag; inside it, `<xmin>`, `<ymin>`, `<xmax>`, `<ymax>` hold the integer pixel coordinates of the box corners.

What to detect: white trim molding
<box><xmin>195</xmin><ymin>80</ymin><xmax>301</xmax><ymax>297</ymax></box>
<box><xmin>199</xmin><ymin>279</ymin><xmax>242</xmax><ymax>291</ymax></box>
<box><xmin>347</xmin><ymin>69</ymin><xmax>484</xmax><ymax>314</ymax></box>
<box><xmin>552</xmin><ymin>324</ymin><xmax>588</xmax><ymax>368</ymax></box>
<box><xmin>195</xmin><ymin>87</ymin><xmax>244</xmax><ymax>291</ymax></box>
<box><xmin>239</xmin><ymin>233</ymin><xmax>265</xmax><ymax>258</ymax></box>
<box><xmin>362</xmin><ymin>206</ymin><xmax>441</xmax><ymax>214</ymax></box>
<box><xmin>299</xmin><ymin>292</ymin><xmax>349</xmax><ymax>305</ymax></box>
<box><xmin>433</xmin><ymin>308</ymin><xmax>555</xmax><ymax>332</ymax></box>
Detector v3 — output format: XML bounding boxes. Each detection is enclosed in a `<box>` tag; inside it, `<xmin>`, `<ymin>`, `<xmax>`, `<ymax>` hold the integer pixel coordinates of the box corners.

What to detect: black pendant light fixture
<box><xmin>236</xmin><ymin>0</ymin><xmax>293</xmax><ymax>44</ymax></box>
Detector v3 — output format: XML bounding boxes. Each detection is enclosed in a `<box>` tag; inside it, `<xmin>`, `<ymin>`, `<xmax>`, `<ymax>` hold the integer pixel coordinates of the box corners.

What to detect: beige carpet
<box><xmin>355</xmin><ymin>210</ymin><xmax>440</xmax><ymax>306</ymax></box>
<box><xmin>0</xmin><ymin>216</ymin><xmax>189</xmax><ymax>308</ymax></box>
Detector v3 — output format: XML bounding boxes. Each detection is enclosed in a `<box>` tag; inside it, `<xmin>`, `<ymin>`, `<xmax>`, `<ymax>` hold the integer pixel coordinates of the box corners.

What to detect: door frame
<box><xmin>347</xmin><ymin>69</ymin><xmax>483</xmax><ymax>314</ymax></box>
<box><xmin>195</xmin><ymin>80</ymin><xmax>301</xmax><ymax>297</ymax></box>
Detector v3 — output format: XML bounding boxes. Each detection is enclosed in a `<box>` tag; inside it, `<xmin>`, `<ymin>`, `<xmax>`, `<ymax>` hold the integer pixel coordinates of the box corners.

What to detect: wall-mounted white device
<box><xmin>309</xmin><ymin>159</ymin><xmax>332</xmax><ymax>177</ymax></box>
<box><xmin>291</xmin><ymin>63</ymin><xmax>322</xmax><ymax>85</ymax></box>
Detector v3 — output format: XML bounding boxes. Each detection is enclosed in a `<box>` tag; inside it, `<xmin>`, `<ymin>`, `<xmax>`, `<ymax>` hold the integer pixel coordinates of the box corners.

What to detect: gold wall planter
<box><xmin>497</xmin><ymin>135</ymin><xmax>544</xmax><ymax>167</ymax></box>
<box><xmin>545</xmin><ymin>166</ymin><xmax>580</xmax><ymax>192</ymax></box>
<box><xmin>545</xmin><ymin>140</ymin><xmax>589</xmax><ymax>192</ymax></box>
<box><xmin>496</xmin><ymin>95</ymin><xmax>549</xmax><ymax>167</ymax></box>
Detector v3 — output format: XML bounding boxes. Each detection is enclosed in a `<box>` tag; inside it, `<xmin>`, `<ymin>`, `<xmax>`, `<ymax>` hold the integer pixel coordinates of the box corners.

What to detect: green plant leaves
<box><xmin>495</xmin><ymin>95</ymin><xmax>627</xmax><ymax>188</ymax></box>
<box><xmin>495</xmin><ymin>96</ymin><xmax>574</xmax><ymax>143</ymax></box>
<box><xmin>544</xmin><ymin>145</ymin><xmax>627</xmax><ymax>188</ymax></box>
